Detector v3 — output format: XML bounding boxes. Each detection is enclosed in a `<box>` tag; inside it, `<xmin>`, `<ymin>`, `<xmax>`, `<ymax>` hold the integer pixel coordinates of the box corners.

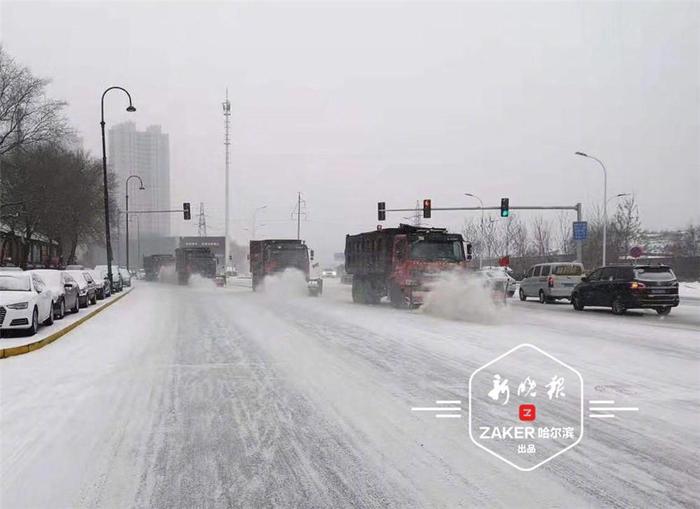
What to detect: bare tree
<box><xmin>554</xmin><ymin>211</ymin><xmax>573</xmax><ymax>255</ymax></box>
<box><xmin>0</xmin><ymin>46</ymin><xmax>70</xmax><ymax>155</ymax></box>
<box><xmin>509</xmin><ymin>216</ymin><xmax>529</xmax><ymax>257</ymax></box>
<box><xmin>531</xmin><ymin>215</ymin><xmax>551</xmax><ymax>256</ymax></box>
<box><xmin>1</xmin><ymin>145</ymin><xmax>117</xmax><ymax>266</ymax></box>
<box><xmin>611</xmin><ymin>196</ymin><xmax>642</xmax><ymax>259</ymax></box>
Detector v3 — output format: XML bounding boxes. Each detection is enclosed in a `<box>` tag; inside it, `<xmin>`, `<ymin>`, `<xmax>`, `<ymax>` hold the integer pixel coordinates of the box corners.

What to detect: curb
<box><xmin>0</xmin><ymin>287</ymin><xmax>133</xmax><ymax>359</ymax></box>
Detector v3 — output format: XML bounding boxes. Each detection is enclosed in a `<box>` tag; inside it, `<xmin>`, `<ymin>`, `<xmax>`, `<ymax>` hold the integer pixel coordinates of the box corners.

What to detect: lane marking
<box><xmin>589</xmin><ymin>407</ymin><xmax>638</xmax><ymax>412</ymax></box>
<box><xmin>411</xmin><ymin>407</ymin><xmax>461</xmax><ymax>412</ymax></box>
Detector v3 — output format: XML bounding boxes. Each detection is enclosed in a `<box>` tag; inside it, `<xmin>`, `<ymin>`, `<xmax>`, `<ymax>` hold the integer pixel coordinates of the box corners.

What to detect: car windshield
<box><xmin>634</xmin><ymin>267</ymin><xmax>676</xmax><ymax>281</ymax></box>
<box><xmin>0</xmin><ymin>274</ymin><xmax>31</xmax><ymax>291</ymax></box>
<box><xmin>410</xmin><ymin>240</ymin><xmax>464</xmax><ymax>261</ymax></box>
<box><xmin>553</xmin><ymin>264</ymin><xmax>583</xmax><ymax>276</ymax></box>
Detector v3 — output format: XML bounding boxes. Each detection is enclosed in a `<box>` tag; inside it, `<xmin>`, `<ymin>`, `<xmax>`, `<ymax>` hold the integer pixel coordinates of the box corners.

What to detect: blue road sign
<box><xmin>572</xmin><ymin>221</ymin><xmax>588</xmax><ymax>241</ymax></box>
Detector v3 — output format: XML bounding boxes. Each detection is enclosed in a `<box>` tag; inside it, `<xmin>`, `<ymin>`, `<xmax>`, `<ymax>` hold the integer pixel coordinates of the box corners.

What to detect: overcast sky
<box><xmin>2</xmin><ymin>1</ymin><xmax>698</xmax><ymax>263</ymax></box>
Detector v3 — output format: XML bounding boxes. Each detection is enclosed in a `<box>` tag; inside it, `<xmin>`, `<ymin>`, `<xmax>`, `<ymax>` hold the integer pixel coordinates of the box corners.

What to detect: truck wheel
<box><xmin>655</xmin><ymin>306</ymin><xmax>671</xmax><ymax>316</ymax></box>
<box><xmin>519</xmin><ymin>288</ymin><xmax>527</xmax><ymax>301</ymax></box>
<box><xmin>390</xmin><ymin>284</ymin><xmax>406</xmax><ymax>309</ymax></box>
<box><xmin>538</xmin><ymin>290</ymin><xmax>546</xmax><ymax>304</ymax></box>
<box><xmin>351</xmin><ymin>279</ymin><xmax>363</xmax><ymax>303</ymax></box>
<box><xmin>365</xmin><ymin>279</ymin><xmax>380</xmax><ymax>305</ymax></box>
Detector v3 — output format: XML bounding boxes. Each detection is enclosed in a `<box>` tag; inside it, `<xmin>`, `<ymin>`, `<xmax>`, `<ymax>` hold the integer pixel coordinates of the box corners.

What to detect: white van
<box><xmin>519</xmin><ymin>262</ymin><xmax>584</xmax><ymax>303</ymax></box>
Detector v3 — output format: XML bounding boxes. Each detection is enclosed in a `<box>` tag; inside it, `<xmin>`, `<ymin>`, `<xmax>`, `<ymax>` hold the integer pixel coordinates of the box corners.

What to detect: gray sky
<box><xmin>2</xmin><ymin>1</ymin><xmax>698</xmax><ymax>263</ymax></box>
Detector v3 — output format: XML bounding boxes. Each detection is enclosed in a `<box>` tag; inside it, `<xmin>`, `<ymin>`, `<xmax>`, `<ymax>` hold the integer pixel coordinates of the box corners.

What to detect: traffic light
<box><xmin>500</xmin><ymin>197</ymin><xmax>510</xmax><ymax>218</ymax></box>
<box><xmin>183</xmin><ymin>202</ymin><xmax>191</xmax><ymax>220</ymax></box>
<box><xmin>378</xmin><ymin>201</ymin><xmax>386</xmax><ymax>221</ymax></box>
<box><xmin>423</xmin><ymin>199</ymin><xmax>432</xmax><ymax>219</ymax></box>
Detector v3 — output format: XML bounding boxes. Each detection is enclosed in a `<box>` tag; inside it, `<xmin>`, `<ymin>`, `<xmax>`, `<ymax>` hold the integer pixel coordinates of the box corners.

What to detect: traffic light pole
<box><xmin>381</xmin><ymin>202</ymin><xmax>584</xmax><ymax>263</ymax></box>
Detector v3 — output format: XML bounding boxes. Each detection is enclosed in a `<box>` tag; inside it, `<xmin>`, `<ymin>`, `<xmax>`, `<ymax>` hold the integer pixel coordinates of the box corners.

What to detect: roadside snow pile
<box><xmin>420</xmin><ymin>272</ymin><xmax>501</xmax><ymax>324</ymax></box>
<box><xmin>260</xmin><ymin>269</ymin><xmax>308</xmax><ymax>299</ymax></box>
<box><xmin>679</xmin><ymin>281</ymin><xmax>700</xmax><ymax>300</ymax></box>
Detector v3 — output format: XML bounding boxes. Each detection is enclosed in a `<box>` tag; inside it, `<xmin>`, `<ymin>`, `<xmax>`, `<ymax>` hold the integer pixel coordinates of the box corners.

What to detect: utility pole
<box><xmin>198</xmin><ymin>202</ymin><xmax>207</xmax><ymax>237</ymax></box>
<box><xmin>291</xmin><ymin>192</ymin><xmax>306</xmax><ymax>240</ymax></box>
<box><xmin>297</xmin><ymin>192</ymin><xmax>301</xmax><ymax>240</ymax></box>
<box><xmin>223</xmin><ymin>89</ymin><xmax>231</xmax><ymax>275</ymax></box>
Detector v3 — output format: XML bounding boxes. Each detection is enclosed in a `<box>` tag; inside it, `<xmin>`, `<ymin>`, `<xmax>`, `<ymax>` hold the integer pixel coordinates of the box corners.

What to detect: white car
<box><xmin>30</xmin><ymin>269</ymin><xmax>81</xmax><ymax>318</ymax></box>
<box><xmin>477</xmin><ymin>267</ymin><xmax>517</xmax><ymax>298</ymax></box>
<box><xmin>118</xmin><ymin>267</ymin><xmax>132</xmax><ymax>287</ymax></box>
<box><xmin>0</xmin><ymin>272</ymin><xmax>54</xmax><ymax>335</ymax></box>
<box><xmin>519</xmin><ymin>262</ymin><xmax>585</xmax><ymax>303</ymax></box>
<box><xmin>322</xmin><ymin>268</ymin><xmax>337</xmax><ymax>278</ymax></box>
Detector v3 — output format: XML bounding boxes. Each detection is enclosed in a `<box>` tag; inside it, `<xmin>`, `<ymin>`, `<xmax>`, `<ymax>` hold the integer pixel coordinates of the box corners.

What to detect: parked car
<box><xmin>137</xmin><ymin>269</ymin><xmax>146</xmax><ymax>280</ymax></box>
<box><xmin>29</xmin><ymin>269</ymin><xmax>80</xmax><ymax>318</ymax></box>
<box><xmin>477</xmin><ymin>267</ymin><xmax>517</xmax><ymax>299</ymax></box>
<box><xmin>519</xmin><ymin>262</ymin><xmax>585</xmax><ymax>303</ymax></box>
<box><xmin>88</xmin><ymin>269</ymin><xmax>111</xmax><ymax>299</ymax></box>
<box><xmin>95</xmin><ymin>265</ymin><xmax>123</xmax><ymax>292</ymax></box>
<box><xmin>66</xmin><ymin>270</ymin><xmax>97</xmax><ymax>307</ymax></box>
<box><xmin>571</xmin><ymin>265</ymin><xmax>680</xmax><ymax>315</ymax></box>
<box><xmin>0</xmin><ymin>266</ymin><xmax>23</xmax><ymax>271</ymax></box>
<box><xmin>119</xmin><ymin>267</ymin><xmax>132</xmax><ymax>287</ymax></box>
<box><xmin>65</xmin><ymin>264</ymin><xmax>84</xmax><ymax>270</ymax></box>
<box><xmin>0</xmin><ymin>272</ymin><xmax>54</xmax><ymax>335</ymax></box>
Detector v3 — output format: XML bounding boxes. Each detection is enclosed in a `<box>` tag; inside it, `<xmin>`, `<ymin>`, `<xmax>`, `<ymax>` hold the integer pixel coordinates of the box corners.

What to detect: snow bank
<box><xmin>420</xmin><ymin>272</ymin><xmax>502</xmax><ymax>324</ymax></box>
<box><xmin>679</xmin><ymin>281</ymin><xmax>700</xmax><ymax>300</ymax></box>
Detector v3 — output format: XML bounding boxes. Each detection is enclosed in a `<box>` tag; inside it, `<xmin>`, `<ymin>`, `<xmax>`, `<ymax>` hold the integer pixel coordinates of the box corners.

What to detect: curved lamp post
<box><xmin>101</xmin><ymin>86</ymin><xmax>136</xmax><ymax>289</ymax></box>
<box><xmin>575</xmin><ymin>151</ymin><xmax>607</xmax><ymax>266</ymax></box>
<box><xmin>125</xmin><ymin>174</ymin><xmax>145</xmax><ymax>272</ymax></box>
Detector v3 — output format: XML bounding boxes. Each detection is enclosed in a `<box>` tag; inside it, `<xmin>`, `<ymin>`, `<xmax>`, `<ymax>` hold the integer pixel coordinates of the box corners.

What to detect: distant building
<box><xmin>108</xmin><ymin>122</ymin><xmax>170</xmax><ymax>265</ymax></box>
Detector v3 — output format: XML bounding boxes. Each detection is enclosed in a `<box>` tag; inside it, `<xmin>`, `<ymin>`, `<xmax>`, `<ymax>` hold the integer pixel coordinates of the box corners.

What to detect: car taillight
<box><xmin>547</xmin><ymin>276</ymin><xmax>554</xmax><ymax>287</ymax></box>
<box><xmin>630</xmin><ymin>281</ymin><xmax>646</xmax><ymax>290</ymax></box>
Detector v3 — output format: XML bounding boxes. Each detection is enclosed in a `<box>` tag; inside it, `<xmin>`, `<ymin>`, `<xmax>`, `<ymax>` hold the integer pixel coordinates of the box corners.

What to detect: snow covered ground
<box><xmin>1</xmin><ymin>278</ymin><xmax>698</xmax><ymax>508</ymax></box>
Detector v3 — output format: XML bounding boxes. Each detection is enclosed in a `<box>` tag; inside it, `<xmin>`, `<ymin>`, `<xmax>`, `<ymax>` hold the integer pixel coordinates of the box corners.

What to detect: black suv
<box><xmin>571</xmin><ymin>265</ymin><xmax>679</xmax><ymax>315</ymax></box>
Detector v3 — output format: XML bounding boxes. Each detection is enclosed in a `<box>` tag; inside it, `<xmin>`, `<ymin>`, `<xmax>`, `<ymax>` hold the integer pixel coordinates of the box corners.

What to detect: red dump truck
<box><xmin>249</xmin><ymin>239</ymin><xmax>322</xmax><ymax>296</ymax></box>
<box><xmin>345</xmin><ymin>224</ymin><xmax>471</xmax><ymax>307</ymax></box>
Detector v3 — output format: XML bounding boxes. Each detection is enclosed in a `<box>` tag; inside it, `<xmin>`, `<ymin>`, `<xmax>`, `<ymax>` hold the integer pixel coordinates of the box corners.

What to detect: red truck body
<box><xmin>345</xmin><ymin>224</ymin><xmax>469</xmax><ymax>307</ymax></box>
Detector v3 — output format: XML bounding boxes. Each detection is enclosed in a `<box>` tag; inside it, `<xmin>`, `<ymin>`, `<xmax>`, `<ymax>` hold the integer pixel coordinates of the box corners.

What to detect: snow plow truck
<box><xmin>345</xmin><ymin>224</ymin><xmax>471</xmax><ymax>308</ymax></box>
<box><xmin>249</xmin><ymin>239</ymin><xmax>323</xmax><ymax>296</ymax></box>
<box><xmin>175</xmin><ymin>246</ymin><xmax>217</xmax><ymax>285</ymax></box>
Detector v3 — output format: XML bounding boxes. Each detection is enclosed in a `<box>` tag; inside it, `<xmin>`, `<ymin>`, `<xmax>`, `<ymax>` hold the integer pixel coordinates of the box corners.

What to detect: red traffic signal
<box><xmin>423</xmin><ymin>199</ymin><xmax>431</xmax><ymax>219</ymax></box>
<box><xmin>183</xmin><ymin>202</ymin><xmax>191</xmax><ymax>220</ymax></box>
<box><xmin>378</xmin><ymin>201</ymin><xmax>386</xmax><ymax>221</ymax></box>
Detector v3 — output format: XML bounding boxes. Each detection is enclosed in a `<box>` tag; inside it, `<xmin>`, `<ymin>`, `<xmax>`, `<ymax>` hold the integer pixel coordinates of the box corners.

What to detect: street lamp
<box><xmin>575</xmin><ymin>151</ymin><xmax>608</xmax><ymax>266</ymax></box>
<box><xmin>464</xmin><ymin>193</ymin><xmax>484</xmax><ymax>268</ymax></box>
<box><xmin>125</xmin><ymin>174</ymin><xmax>145</xmax><ymax>272</ymax></box>
<box><xmin>101</xmin><ymin>86</ymin><xmax>135</xmax><ymax>289</ymax></box>
<box><xmin>608</xmin><ymin>192</ymin><xmax>630</xmax><ymax>205</ymax></box>
<box><xmin>252</xmin><ymin>205</ymin><xmax>267</xmax><ymax>240</ymax></box>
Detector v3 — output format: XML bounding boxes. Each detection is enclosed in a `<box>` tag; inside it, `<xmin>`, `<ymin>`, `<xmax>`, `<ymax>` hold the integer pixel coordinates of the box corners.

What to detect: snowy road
<box><xmin>1</xmin><ymin>279</ymin><xmax>698</xmax><ymax>508</ymax></box>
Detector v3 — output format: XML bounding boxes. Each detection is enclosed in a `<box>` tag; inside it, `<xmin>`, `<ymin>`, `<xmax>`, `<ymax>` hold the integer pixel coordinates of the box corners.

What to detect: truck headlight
<box><xmin>7</xmin><ymin>302</ymin><xmax>28</xmax><ymax>310</ymax></box>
